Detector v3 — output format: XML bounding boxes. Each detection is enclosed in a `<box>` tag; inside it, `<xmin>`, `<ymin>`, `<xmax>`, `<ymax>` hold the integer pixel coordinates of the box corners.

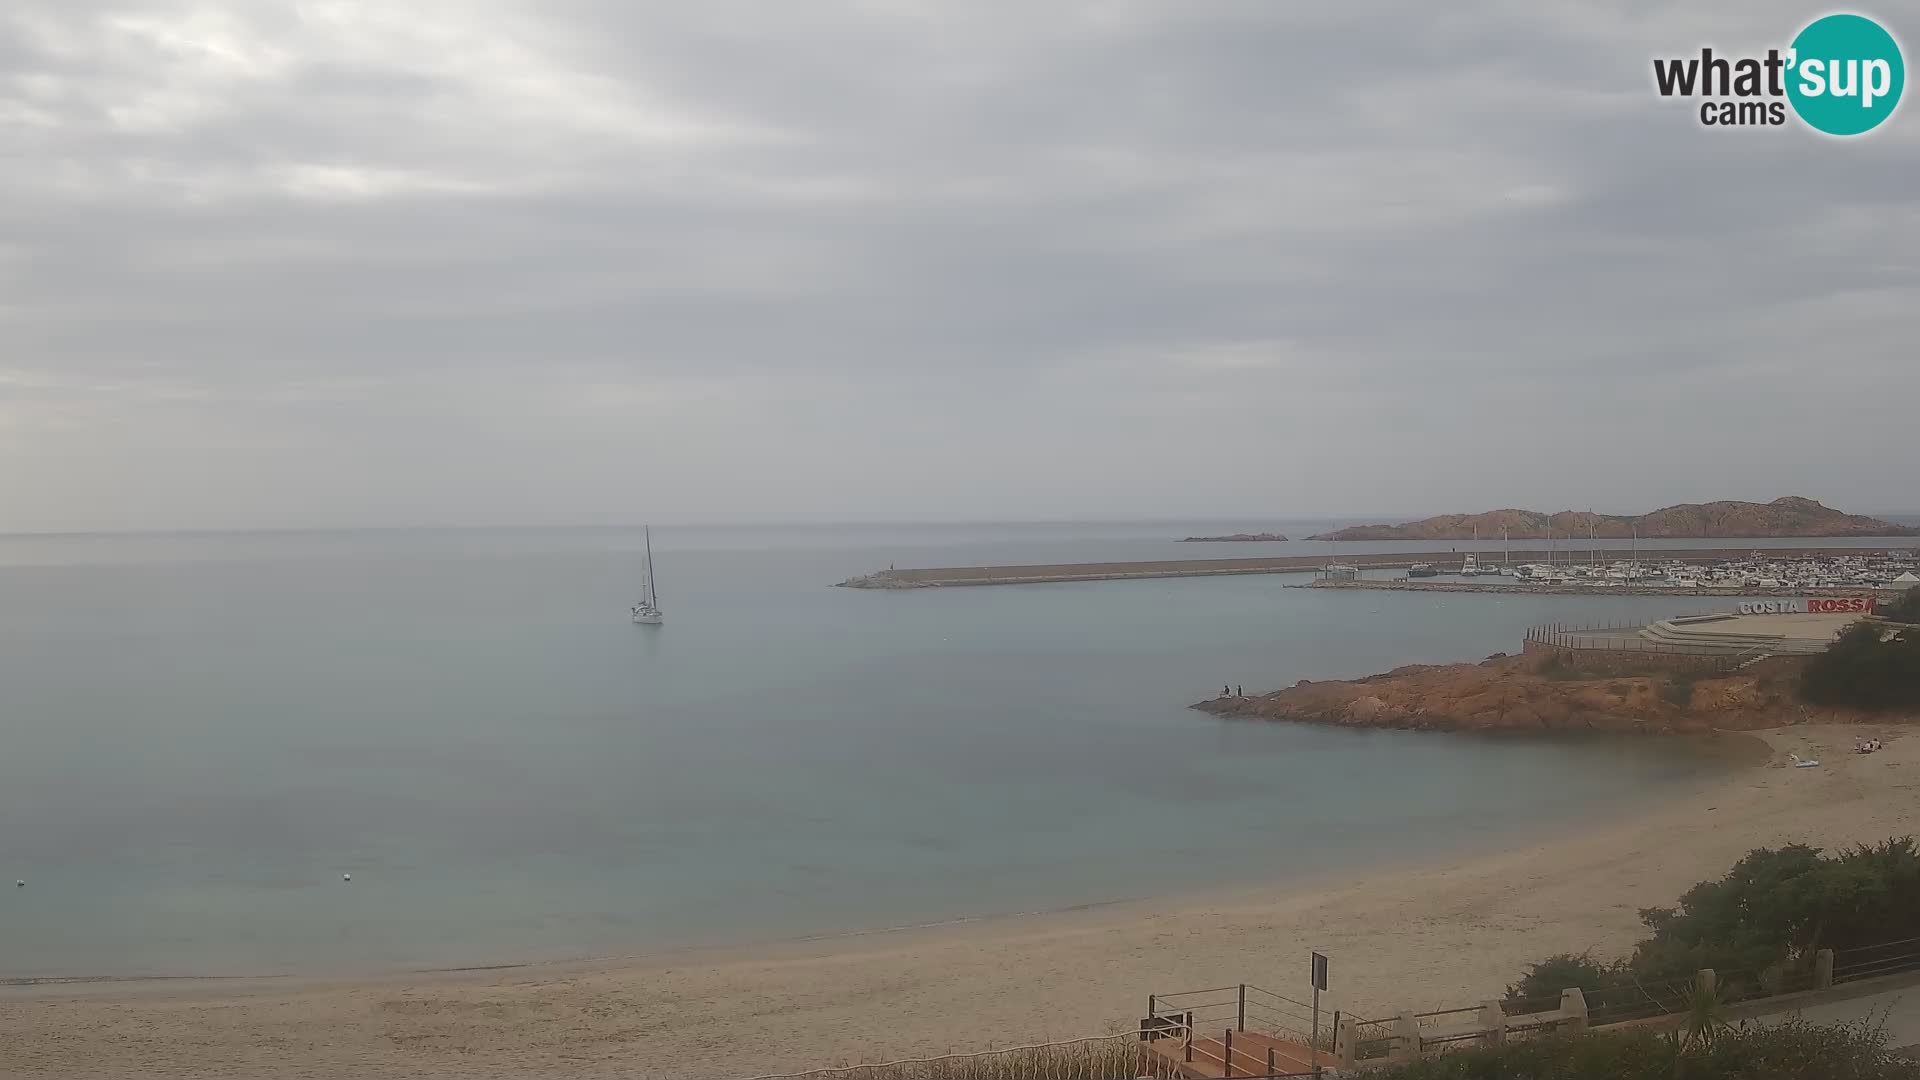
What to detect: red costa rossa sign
<box><xmin>1808</xmin><ymin>596</ymin><xmax>1876</xmax><ymax>614</ymax></box>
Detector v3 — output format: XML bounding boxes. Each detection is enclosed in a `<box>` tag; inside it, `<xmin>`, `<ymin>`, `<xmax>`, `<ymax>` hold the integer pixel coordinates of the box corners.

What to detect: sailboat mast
<box><xmin>645</xmin><ymin>526</ymin><xmax>659</xmax><ymax>607</ymax></box>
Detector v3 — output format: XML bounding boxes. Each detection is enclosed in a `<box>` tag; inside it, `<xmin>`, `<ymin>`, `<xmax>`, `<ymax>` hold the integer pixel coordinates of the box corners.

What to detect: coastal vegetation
<box><xmin>1307</xmin><ymin>496</ymin><xmax>1915</xmax><ymax>541</ymax></box>
<box><xmin>1364</xmin><ymin>1018</ymin><xmax>1917</xmax><ymax>1080</ymax></box>
<box><xmin>1883</xmin><ymin>585</ymin><xmax>1920</xmax><ymax>623</ymax></box>
<box><xmin>1798</xmin><ymin>619</ymin><xmax>1920</xmax><ymax>710</ymax></box>
<box><xmin>1506</xmin><ymin>839</ymin><xmax>1920</xmax><ymax>1012</ymax></box>
<box><xmin>774</xmin><ymin>1034</ymin><xmax>1145</xmax><ymax>1080</ymax></box>
<box><xmin>771</xmin><ymin>1020</ymin><xmax>1916</xmax><ymax>1080</ymax></box>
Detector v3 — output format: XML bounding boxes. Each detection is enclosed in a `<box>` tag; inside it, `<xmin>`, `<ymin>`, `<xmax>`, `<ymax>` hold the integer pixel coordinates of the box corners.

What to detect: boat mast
<box><xmin>645</xmin><ymin>526</ymin><xmax>659</xmax><ymax>608</ymax></box>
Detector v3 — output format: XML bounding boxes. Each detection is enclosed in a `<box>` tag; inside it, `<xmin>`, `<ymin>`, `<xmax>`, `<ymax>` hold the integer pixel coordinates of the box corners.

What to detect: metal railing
<box><xmin>1339</xmin><ymin>1014</ymin><xmax>1398</xmax><ymax>1064</ymax></box>
<box><xmin>1583</xmin><ymin>974</ymin><xmax>1698</xmax><ymax>1027</ymax></box>
<box><xmin>1579</xmin><ymin>961</ymin><xmax>1825</xmax><ymax>1028</ymax></box>
<box><xmin>1834</xmin><ymin>936</ymin><xmax>1920</xmax><ymax>984</ymax></box>
<box><xmin>1143</xmin><ymin>983</ymin><xmax>1332</xmax><ymax>1077</ymax></box>
<box><xmin>1412</xmin><ymin>1004</ymin><xmax>1481</xmax><ymax>1023</ymax></box>
<box><xmin>1135</xmin><ymin>1016</ymin><xmax>1321</xmax><ymax>1079</ymax></box>
<box><xmin>1146</xmin><ymin>983</ymin><xmax>1321</xmax><ymax>1044</ymax></box>
<box><xmin>1179</xmin><ymin>1028</ymin><xmax>1314</xmax><ymax>1079</ymax></box>
<box><xmin>1498</xmin><ymin>993</ymin><xmax>1563</xmax><ymax>1018</ymax></box>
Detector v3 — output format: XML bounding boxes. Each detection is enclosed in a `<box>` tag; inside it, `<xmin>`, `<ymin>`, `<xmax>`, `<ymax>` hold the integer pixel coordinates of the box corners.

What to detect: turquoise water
<box><xmin>0</xmin><ymin>522</ymin><xmax>1842</xmax><ymax>977</ymax></box>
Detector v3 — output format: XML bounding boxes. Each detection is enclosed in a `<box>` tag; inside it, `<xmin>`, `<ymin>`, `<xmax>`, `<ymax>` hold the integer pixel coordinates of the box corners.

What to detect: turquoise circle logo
<box><xmin>1786</xmin><ymin>13</ymin><xmax>1905</xmax><ymax>135</ymax></box>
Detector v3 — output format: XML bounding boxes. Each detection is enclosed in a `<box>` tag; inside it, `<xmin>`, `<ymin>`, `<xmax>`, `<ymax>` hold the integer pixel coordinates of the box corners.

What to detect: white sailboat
<box><xmin>631</xmin><ymin>526</ymin><xmax>663</xmax><ymax>625</ymax></box>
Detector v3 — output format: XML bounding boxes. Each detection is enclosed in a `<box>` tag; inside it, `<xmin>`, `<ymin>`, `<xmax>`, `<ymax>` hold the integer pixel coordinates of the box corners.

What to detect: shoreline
<box><xmin>9</xmin><ymin>725</ymin><xmax>1912</xmax><ymax>1078</ymax></box>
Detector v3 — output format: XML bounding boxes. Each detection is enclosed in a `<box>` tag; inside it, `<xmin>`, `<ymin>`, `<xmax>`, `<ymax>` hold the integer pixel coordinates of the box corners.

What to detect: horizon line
<box><xmin>2</xmin><ymin>509</ymin><xmax>1918</xmax><ymax>541</ymax></box>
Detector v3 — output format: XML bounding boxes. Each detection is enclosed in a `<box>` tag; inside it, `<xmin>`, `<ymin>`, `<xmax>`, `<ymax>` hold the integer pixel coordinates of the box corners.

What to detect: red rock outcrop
<box><xmin>1196</xmin><ymin>654</ymin><xmax>1874</xmax><ymax>734</ymax></box>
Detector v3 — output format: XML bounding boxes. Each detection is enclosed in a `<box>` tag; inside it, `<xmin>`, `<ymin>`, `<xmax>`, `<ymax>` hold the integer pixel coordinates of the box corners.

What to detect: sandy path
<box><xmin>3</xmin><ymin>724</ymin><xmax>1914</xmax><ymax>1078</ymax></box>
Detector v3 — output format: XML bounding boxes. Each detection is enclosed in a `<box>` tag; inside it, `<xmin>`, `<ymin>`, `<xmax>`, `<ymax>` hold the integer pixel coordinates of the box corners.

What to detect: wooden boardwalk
<box><xmin>1142</xmin><ymin>1030</ymin><xmax>1321</xmax><ymax>1078</ymax></box>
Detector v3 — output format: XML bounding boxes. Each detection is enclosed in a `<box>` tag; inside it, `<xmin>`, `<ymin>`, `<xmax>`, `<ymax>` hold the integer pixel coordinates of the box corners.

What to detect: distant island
<box><xmin>1179</xmin><ymin>532</ymin><xmax>1288</xmax><ymax>543</ymax></box>
<box><xmin>1305</xmin><ymin>496</ymin><xmax>1916</xmax><ymax>541</ymax></box>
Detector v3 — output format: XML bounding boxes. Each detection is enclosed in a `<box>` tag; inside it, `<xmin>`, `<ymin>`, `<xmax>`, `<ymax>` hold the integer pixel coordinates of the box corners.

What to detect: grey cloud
<box><xmin>1</xmin><ymin>1</ymin><xmax>1917</xmax><ymax>529</ymax></box>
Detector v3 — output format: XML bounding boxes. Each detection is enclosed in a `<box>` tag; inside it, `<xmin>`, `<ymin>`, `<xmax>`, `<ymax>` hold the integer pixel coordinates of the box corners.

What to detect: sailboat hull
<box><xmin>632</xmin><ymin>609</ymin><xmax>663</xmax><ymax>625</ymax></box>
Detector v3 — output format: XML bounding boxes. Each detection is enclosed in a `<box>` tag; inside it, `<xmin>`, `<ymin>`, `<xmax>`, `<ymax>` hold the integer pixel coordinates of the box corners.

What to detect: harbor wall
<box><xmin>1519</xmin><ymin>639</ymin><xmax>1756</xmax><ymax>674</ymax></box>
<box><xmin>1519</xmin><ymin>622</ymin><xmax>1824</xmax><ymax>676</ymax></box>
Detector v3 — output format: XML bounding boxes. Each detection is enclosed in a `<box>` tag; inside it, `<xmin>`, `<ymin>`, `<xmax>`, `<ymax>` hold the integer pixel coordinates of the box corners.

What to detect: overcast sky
<box><xmin>2</xmin><ymin>1</ymin><xmax>1915</xmax><ymax>530</ymax></box>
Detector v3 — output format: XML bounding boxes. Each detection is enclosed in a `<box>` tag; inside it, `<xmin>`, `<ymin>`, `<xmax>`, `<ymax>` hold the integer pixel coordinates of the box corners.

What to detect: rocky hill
<box><xmin>1307</xmin><ymin>497</ymin><xmax>1914</xmax><ymax>541</ymax></box>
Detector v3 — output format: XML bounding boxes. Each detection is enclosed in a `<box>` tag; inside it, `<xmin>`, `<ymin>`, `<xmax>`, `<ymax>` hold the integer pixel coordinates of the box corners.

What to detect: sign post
<box><xmin>1311</xmin><ymin>951</ymin><xmax>1329</xmax><ymax>1079</ymax></box>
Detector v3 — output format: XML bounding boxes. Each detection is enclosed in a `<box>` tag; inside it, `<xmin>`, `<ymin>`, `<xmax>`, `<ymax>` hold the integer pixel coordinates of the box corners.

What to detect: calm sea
<box><xmin>1</xmin><ymin>521</ymin><xmax>1903</xmax><ymax>978</ymax></box>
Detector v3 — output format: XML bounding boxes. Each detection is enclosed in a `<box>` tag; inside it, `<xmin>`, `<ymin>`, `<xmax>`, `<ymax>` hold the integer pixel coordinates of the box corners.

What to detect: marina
<box><xmin>1303</xmin><ymin>550</ymin><xmax>1920</xmax><ymax>597</ymax></box>
<box><xmin>839</xmin><ymin>547</ymin><xmax>1920</xmax><ymax>589</ymax></box>
<box><xmin>1300</xmin><ymin>578</ymin><xmax>1910</xmax><ymax>599</ymax></box>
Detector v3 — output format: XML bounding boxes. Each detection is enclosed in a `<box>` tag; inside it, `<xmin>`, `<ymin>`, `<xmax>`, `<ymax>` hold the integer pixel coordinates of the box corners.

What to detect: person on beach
<box><xmin>1236</xmin><ymin>685</ymin><xmax>1243</xmax><ymax>697</ymax></box>
<box><xmin>1223</xmin><ymin>684</ymin><xmax>1231</xmax><ymax>698</ymax></box>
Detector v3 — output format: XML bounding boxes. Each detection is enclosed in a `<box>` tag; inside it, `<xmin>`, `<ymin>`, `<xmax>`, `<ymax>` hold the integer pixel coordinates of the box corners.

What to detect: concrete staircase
<box><xmin>1638</xmin><ymin>620</ymin><xmax>1831</xmax><ymax>655</ymax></box>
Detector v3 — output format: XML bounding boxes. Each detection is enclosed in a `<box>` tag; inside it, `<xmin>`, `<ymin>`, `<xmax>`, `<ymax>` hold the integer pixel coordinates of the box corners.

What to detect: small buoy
<box><xmin>342</xmin><ymin>873</ymin><xmax>352</xmax><ymax>882</ymax></box>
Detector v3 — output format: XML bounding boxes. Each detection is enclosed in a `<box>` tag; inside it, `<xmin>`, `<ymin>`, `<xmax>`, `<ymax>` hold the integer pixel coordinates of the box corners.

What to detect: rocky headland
<box><xmin>1194</xmin><ymin>652</ymin><xmax>1886</xmax><ymax>734</ymax></box>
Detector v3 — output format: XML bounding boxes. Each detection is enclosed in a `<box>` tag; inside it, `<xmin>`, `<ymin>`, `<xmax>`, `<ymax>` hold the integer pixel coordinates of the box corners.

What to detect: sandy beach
<box><xmin>4</xmin><ymin>723</ymin><xmax>1915</xmax><ymax>1078</ymax></box>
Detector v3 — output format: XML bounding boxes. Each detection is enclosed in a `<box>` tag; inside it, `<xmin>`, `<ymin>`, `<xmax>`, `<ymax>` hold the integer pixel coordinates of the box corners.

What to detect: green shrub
<box><xmin>1882</xmin><ymin>585</ymin><xmax>1920</xmax><ymax>624</ymax></box>
<box><xmin>1635</xmin><ymin>838</ymin><xmax>1920</xmax><ymax>974</ymax></box>
<box><xmin>1368</xmin><ymin>1017</ymin><xmax>1917</xmax><ymax>1080</ymax></box>
<box><xmin>1799</xmin><ymin>622</ymin><xmax>1920</xmax><ymax>710</ymax></box>
<box><xmin>1503</xmin><ymin>838</ymin><xmax>1920</xmax><ymax>1026</ymax></box>
<box><xmin>1506</xmin><ymin>953</ymin><xmax>1628</xmax><ymax>1004</ymax></box>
